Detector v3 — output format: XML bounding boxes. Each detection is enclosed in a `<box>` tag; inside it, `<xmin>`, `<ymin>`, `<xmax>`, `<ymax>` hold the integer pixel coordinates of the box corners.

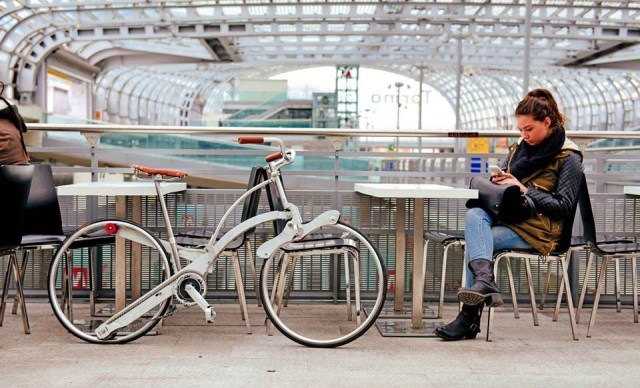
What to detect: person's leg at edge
<box><xmin>435</xmin><ymin>208</ymin><xmax>532</xmax><ymax>341</ymax></box>
<box><xmin>434</xmin><ymin>208</ymin><xmax>492</xmax><ymax>340</ymax></box>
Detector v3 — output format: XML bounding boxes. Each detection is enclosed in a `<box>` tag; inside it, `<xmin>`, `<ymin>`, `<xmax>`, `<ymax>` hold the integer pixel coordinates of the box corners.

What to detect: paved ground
<box><xmin>2</xmin><ymin>300</ymin><xmax>640</xmax><ymax>387</ymax></box>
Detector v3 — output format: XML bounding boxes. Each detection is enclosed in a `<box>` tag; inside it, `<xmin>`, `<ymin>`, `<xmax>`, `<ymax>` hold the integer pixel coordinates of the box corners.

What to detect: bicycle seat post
<box><xmin>152</xmin><ymin>177</ymin><xmax>182</xmax><ymax>270</ymax></box>
<box><xmin>131</xmin><ymin>164</ymin><xmax>187</xmax><ymax>271</ymax></box>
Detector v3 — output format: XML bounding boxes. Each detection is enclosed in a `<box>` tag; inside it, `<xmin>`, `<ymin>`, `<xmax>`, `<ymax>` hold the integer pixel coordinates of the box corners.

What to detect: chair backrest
<box><xmin>554</xmin><ymin>172</ymin><xmax>585</xmax><ymax>253</ymax></box>
<box><xmin>21</xmin><ymin>164</ymin><xmax>64</xmax><ymax>236</ymax></box>
<box><xmin>0</xmin><ymin>164</ymin><xmax>34</xmax><ymax>251</ymax></box>
<box><xmin>239</xmin><ymin>166</ymin><xmax>266</xmax><ymax>238</ymax></box>
<box><xmin>577</xmin><ymin>174</ymin><xmax>598</xmax><ymax>247</ymax></box>
<box><xmin>265</xmin><ymin>173</ymin><xmax>287</xmax><ymax>235</ymax></box>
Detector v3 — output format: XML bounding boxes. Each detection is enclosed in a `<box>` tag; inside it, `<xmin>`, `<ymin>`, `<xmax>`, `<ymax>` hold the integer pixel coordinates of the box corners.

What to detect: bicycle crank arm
<box><xmin>185</xmin><ymin>284</ymin><xmax>216</xmax><ymax>323</ymax></box>
<box><xmin>95</xmin><ymin>282</ymin><xmax>174</xmax><ymax>339</ymax></box>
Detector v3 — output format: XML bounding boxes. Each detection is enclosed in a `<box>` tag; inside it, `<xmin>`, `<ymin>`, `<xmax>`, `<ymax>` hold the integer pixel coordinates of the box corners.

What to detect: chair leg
<box><xmin>587</xmin><ymin>256</ymin><xmax>609</xmax><ymax>337</ymax></box>
<box><xmin>246</xmin><ymin>241</ymin><xmax>261</xmax><ymax>307</ymax></box>
<box><xmin>12</xmin><ymin>254</ymin><xmax>30</xmax><ymax>334</ymax></box>
<box><xmin>231</xmin><ymin>251</ymin><xmax>251</xmax><ymax>334</ymax></box>
<box><xmin>0</xmin><ymin>253</ymin><xmax>14</xmax><ymax>327</ymax></box>
<box><xmin>1</xmin><ymin>253</ymin><xmax>30</xmax><ymax>334</ymax></box>
<box><xmin>559</xmin><ymin>257</ymin><xmax>578</xmax><ymax>340</ymax></box>
<box><xmin>88</xmin><ymin>247</ymin><xmax>96</xmax><ymax>317</ymax></box>
<box><xmin>539</xmin><ymin>260</ymin><xmax>553</xmax><ymax>310</ymax></box>
<box><xmin>344</xmin><ymin>251</ymin><xmax>352</xmax><ymax>321</ymax></box>
<box><xmin>283</xmin><ymin>256</ymin><xmax>297</xmax><ymax>308</ymax></box>
<box><xmin>486</xmin><ymin>305</ymin><xmax>495</xmax><ymax>342</ymax></box>
<box><xmin>267</xmin><ymin>253</ymin><xmax>291</xmax><ymax>336</ymax></box>
<box><xmin>486</xmin><ymin>258</ymin><xmax>501</xmax><ymax>342</ymax></box>
<box><xmin>554</xmin><ymin>261</ymin><xmax>564</xmax><ymax>322</ymax></box>
<box><xmin>576</xmin><ymin>251</ymin><xmax>595</xmax><ymax>324</ymax></box>
<box><xmin>632</xmin><ymin>258</ymin><xmax>638</xmax><ymax>324</ymax></box>
<box><xmin>460</xmin><ymin>247</ymin><xmax>466</xmax><ymax>313</ymax></box>
<box><xmin>266</xmin><ymin>253</ymin><xmax>282</xmax><ymax>335</ymax></box>
<box><xmin>12</xmin><ymin>250</ymin><xmax>30</xmax><ymax>314</ymax></box>
<box><xmin>65</xmin><ymin>251</ymin><xmax>74</xmax><ymax>321</ymax></box>
<box><xmin>615</xmin><ymin>259</ymin><xmax>622</xmax><ymax>313</ymax></box>
<box><xmin>353</xmin><ymin>252</ymin><xmax>362</xmax><ymax>325</ymax></box>
<box><xmin>438</xmin><ymin>242</ymin><xmax>448</xmax><ymax>319</ymax></box>
<box><xmin>506</xmin><ymin>258</ymin><xmax>520</xmax><ymax>319</ymax></box>
<box><xmin>524</xmin><ymin>257</ymin><xmax>539</xmax><ymax>326</ymax></box>
<box><xmin>274</xmin><ymin>255</ymin><xmax>291</xmax><ymax>316</ymax></box>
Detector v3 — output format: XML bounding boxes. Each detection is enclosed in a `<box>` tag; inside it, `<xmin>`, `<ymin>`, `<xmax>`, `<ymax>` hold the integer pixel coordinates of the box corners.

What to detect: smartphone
<box><xmin>489</xmin><ymin>165</ymin><xmax>503</xmax><ymax>175</ymax></box>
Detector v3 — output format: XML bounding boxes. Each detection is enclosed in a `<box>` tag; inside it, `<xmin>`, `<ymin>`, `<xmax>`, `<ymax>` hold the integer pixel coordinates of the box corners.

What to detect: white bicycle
<box><xmin>47</xmin><ymin>136</ymin><xmax>387</xmax><ymax>347</ymax></box>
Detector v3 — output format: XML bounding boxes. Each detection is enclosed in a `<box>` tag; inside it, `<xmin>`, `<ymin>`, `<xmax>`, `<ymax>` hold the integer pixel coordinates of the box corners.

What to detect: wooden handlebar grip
<box><xmin>238</xmin><ymin>136</ymin><xmax>264</xmax><ymax>144</ymax></box>
<box><xmin>265</xmin><ymin>152</ymin><xmax>283</xmax><ymax>162</ymax></box>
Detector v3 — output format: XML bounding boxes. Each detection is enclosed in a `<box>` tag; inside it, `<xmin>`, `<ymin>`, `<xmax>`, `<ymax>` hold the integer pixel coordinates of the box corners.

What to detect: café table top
<box><xmin>56</xmin><ymin>181</ymin><xmax>187</xmax><ymax>197</ymax></box>
<box><xmin>623</xmin><ymin>186</ymin><xmax>640</xmax><ymax>196</ymax></box>
<box><xmin>354</xmin><ymin>183</ymin><xmax>478</xmax><ymax>199</ymax></box>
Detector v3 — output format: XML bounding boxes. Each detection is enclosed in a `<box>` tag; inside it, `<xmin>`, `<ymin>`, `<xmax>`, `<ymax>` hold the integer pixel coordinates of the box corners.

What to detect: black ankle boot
<box><xmin>457</xmin><ymin>259</ymin><xmax>504</xmax><ymax>307</ymax></box>
<box><xmin>434</xmin><ymin>304</ymin><xmax>483</xmax><ymax>341</ymax></box>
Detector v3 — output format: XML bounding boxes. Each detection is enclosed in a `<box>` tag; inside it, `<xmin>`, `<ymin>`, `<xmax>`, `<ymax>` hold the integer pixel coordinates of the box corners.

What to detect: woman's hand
<box><xmin>491</xmin><ymin>172</ymin><xmax>528</xmax><ymax>194</ymax></box>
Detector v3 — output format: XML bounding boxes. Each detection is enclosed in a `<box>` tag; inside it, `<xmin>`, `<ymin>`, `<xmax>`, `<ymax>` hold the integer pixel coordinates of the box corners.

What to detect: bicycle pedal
<box><xmin>205</xmin><ymin>306</ymin><xmax>216</xmax><ymax>323</ymax></box>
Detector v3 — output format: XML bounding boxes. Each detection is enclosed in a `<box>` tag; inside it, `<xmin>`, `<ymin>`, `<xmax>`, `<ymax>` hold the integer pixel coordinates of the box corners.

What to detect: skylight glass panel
<box><xmin>248</xmin><ymin>6</ymin><xmax>268</xmax><ymax>16</ymax></box>
<box><xmin>356</xmin><ymin>5</ymin><xmax>376</xmax><ymax>15</ymax></box>
<box><xmin>276</xmin><ymin>6</ymin><xmax>296</xmax><ymax>15</ymax></box>
<box><xmin>222</xmin><ymin>7</ymin><xmax>242</xmax><ymax>16</ymax></box>
<box><xmin>254</xmin><ymin>24</ymin><xmax>272</xmax><ymax>33</ymax></box>
<box><xmin>302</xmin><ymin>24</ymin><xmax>321</xmax><ymax>32</ymax></box>
<box><xmin>302</xmin><ymin>5</ymin><xmax>322</xmax><ymax>15</ymax></box>
<box><xmin>196</xmin><ymin>7</ymin><xmax>215</xmax><ymax>17</ymax></box>
<box><xmin>170</xmin><ymin>8</ymin><xmax>187</xmax><ymax>17</ymax></box>
<box><xmin>329</xmin><ymin>5</ymin><xmax>350</xmax><ymax>15</ymax></box>
<box><xmin>352</xmin><ymin>24</ymin><xmax>369</xmax><ymax>32</ymax></box>
<box><xmin>278</xmin><ymin>24</ymin><xmax>297</xmax><ymax>32</ymax></box>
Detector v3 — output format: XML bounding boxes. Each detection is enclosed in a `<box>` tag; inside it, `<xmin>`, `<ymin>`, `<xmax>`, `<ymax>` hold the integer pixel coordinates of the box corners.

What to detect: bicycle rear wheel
<box><xmin>48</xmin><ymin>219</ymin><xmax>173</xmax><ymax>344</ymax></box>
<box><xmin>260</xmin><ymin>221</ymin><xmax>387</xmax><ymax>347</ymax></box>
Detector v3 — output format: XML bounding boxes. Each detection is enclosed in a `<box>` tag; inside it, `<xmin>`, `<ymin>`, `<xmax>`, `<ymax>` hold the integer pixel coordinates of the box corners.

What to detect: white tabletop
<box><xmin>57</xmin><ymin>181</ymin><xmax>187</xmax><ymax>197</ymax></box>
<box><xmin>354</xmin><ymin>183</ymin><xmax>478</xmax><ymax>199</ymax></box>
<box><xmin>623</xmin><ymin>186</ymin><xmax>640</xmax><ymax>196</ymax></box>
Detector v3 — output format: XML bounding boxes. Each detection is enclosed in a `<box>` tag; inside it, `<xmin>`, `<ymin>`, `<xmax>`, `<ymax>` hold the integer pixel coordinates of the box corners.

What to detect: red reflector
<box><xmin>105</xmin><ymin>223</ymin><xmax>118</xmax><ymax>234</ymax></box>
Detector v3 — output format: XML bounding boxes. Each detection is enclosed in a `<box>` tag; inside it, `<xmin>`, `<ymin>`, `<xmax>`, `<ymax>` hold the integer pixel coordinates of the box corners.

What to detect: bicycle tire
<box><xmin>48</xmin><ymin>218</ymin><xmax>174</xmax><ymax>344</ymax></box>
<box><xmin>260</xmin><ymin>221</ymin><xmax>387</xmax><ymax>347</ymax></box>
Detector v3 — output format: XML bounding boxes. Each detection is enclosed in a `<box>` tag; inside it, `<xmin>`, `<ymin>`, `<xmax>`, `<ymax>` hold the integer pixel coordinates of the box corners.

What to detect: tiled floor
<box><xmin>2</xmin><ymin>300</ymin><xmax>640</xmax><ymax>387</ymax></box>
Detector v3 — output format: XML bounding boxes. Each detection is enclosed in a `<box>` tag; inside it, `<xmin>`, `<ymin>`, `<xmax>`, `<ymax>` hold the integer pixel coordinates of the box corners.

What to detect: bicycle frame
<box><xmin>94</xmin><ymin>145</ymin><xmax>341</xmax><ymax>339</ymax></box>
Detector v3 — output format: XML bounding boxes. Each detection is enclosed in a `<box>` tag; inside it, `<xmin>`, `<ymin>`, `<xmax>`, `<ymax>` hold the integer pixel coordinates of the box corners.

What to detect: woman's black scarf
<box><xmin>508</xmin><ymin>127</ymin><xmax>566</xmax><ymax>180</ymax></box>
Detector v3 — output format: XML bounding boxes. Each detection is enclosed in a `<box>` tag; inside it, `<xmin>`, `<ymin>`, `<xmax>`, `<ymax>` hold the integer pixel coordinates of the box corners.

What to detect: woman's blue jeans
<box><xmin>464</xmin><ymin>207</ymin><xmax>532</xmax><ymax>287</ymax></box>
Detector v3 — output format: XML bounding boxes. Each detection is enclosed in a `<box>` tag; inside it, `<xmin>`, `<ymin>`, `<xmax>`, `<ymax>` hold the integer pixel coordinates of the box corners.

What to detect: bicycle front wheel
<box><xmin>260</xmin><ymin>221</ymin><xmax>387</xmax><ymax>347</ymax></box>
<box><xmin>48</xmin><ymin>219</ymin><xmax>173</xmax><ymax>344</ymax></box>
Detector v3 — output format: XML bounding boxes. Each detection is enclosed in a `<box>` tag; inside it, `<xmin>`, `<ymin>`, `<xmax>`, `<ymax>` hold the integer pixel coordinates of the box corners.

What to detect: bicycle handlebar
<box><xmin>237</xmin><ymin>136</ymin><xmax>291</xmax><ymax>165</ymax></box>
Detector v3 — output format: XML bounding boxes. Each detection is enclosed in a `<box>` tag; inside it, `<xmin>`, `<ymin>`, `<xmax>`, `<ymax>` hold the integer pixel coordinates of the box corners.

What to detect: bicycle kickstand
<box><xmin>185</xmin><ymin>284</ymin><xmax>217</xmax><ymax>323</ymax></box>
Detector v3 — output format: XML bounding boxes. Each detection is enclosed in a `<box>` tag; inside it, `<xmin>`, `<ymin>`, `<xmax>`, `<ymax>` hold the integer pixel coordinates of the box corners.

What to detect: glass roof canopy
<box><xmin>2</xmin><ymin>0</ymin><xmax>640</xmax><ymax>130</ymax></box>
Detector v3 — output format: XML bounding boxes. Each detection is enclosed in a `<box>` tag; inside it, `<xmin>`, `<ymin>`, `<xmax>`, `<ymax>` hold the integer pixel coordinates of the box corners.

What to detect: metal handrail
<box><xmin>26</xmin><ymin>123</ymin><xmax>640</xmax><ymax>140</ymax></box>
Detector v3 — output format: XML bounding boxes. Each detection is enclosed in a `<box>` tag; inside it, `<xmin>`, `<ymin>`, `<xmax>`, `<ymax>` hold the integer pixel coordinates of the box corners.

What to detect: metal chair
<box><xmin>0</xmin><ymin>164</ymin><xmax>34</xmax><ymax>333</ymax></box>
<box><xmin>573</xmin><ymin>177</ymin><xmax>640</xmax><ymax>337</ymax></box>
<box><xmin>264</xmin><ymin>174</ymin><xmax>363</xmax><ymax>325</ymax></box>
<box><xmin>485</xmin><ymin>173</ymin><xmax>584</xmax><ymax>342</ymax></box>
<box><xmin>422</xmin><ymin>230</ymin><xmax>465</xmax><ymax>318</ymax></box>
<box><xmin>2</xmin><ymin>164</ymin><xmax>113</xmax><ymax>331</ymax></box>
<box><xmin>175</xmin><ymin>166</ymin><xmax>266</xmax><ymax>333</ymax></box>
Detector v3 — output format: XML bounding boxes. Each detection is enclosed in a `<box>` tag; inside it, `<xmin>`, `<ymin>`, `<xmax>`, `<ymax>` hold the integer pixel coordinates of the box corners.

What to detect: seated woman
<box><xmin>435</xmin><ymin>88</ymin><xmax>584</xmax><ymax>341</ymax></box>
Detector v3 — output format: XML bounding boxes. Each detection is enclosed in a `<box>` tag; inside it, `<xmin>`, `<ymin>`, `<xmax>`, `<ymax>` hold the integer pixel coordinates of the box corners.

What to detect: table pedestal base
<box><xmin>375</xmin><ymin>319</ymin><xmax>445</xmax><ymax>337</ymax></box>
<box><xmin>365</xmin><ymin>304</ymin><xmax>444</xmax><ymax>337</ymax></box>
